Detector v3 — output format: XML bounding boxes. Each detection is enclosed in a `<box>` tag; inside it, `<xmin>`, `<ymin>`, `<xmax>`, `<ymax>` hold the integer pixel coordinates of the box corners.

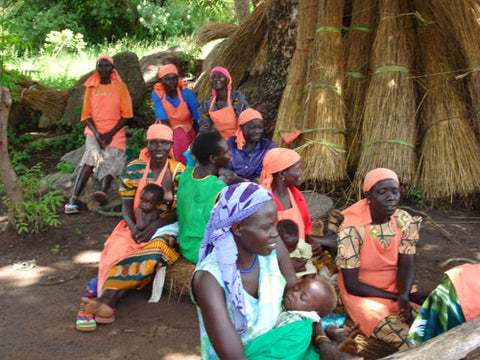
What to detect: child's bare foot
<box><xmin>338</xmin><ymin>323</ymin><xmax>361</xmax><ymax>356</ymax></box>
<box><xmin>81</xmin><ymin>297</ymin><xmax>114</xmax><ymax>318</ymax></box>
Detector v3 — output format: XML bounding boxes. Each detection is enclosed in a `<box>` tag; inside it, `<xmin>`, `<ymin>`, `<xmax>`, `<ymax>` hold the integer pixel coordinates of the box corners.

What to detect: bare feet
<box><xmin>338</xmin><ymin>323</ymin><xmax>361</xmax><ymax>356</ymax></box>
<box><xmin>81</xmin><ymin>297</ymin><xmax>114</xmax><ymax>318</ymax></box>
<box><xmin>318</xmin><ymin>341</ymin><xmax>364</xmax><ymax>360</ymax></box>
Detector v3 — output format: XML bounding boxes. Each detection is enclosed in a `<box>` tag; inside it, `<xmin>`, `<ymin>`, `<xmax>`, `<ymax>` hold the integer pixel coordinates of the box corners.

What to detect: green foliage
<box><xmin>56</xmin><ymin>162</ymin><xmax>74</xmax><ymax>174</ymax></box>
<box><xmin>9</xmin><ymin>164</ymin><xmax>63</xmax><ymax>234</ymax></box>
<box><xmin>408</xmin><ymin>189</ymin><xmax>424</xmax><ymax>207</ymax></box>
<box><xmin>50</xmin><ymin>244</ymin><xmax>60</xmax><ymax>254</ymax></box>
<box><xmin>42</xmin><ymin>29</ymin><xmax>86</xmax><ymax>58</ymax></box>
<box><xmin>126</xmin><ymin>126</ymin><xmax>146</xmax><ymax>161</ymax></box>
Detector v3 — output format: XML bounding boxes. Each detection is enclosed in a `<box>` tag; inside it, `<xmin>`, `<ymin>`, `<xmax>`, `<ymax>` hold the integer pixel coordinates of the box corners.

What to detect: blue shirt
<box><xmin>152</xmin><ymin>88</ymin><xmax>200</xmax><ymax>121</ymax></box>
<box><xmin>227</xmin><ymin>136</ymin><xmax>276</xmax><ymax>181</ymax></box>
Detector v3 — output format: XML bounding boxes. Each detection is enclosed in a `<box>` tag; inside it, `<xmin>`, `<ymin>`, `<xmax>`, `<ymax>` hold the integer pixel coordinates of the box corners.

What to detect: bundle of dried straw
<box><xmin>353</xmin><ymin>0</ymin><xmax>417</xmax><ymax>195</ymax></box>
<box><xmin>195</xmin><ymin>1</ymin><xmax>269</xmax><ymax>102</ymax></box>
<box><xmin>430</xmin><ymin>0</ymin><xmax>480</xmax><ymax>137</ymax></box>
<box><xmin>343</xmin><ymin>0</ymin><xmax>378</xmax><ymax>172</ymax></box>
<box><xmin>414</xmin><ymin>1</ymin><xmax>480</xmax><ymax>204</ymax></box>
<box><xmin>297</xmin><ymin>0</ymin><xmax>348</xmax><ymax>191</ymax></box>
<box><xmin>19</xmin><ymin>85</ymin><xmax>70</xmax><ymax>123</ymax></box>
<box><xmin>272</xmin><ymin>0</ymin><xmax>318</xmax><ymax>146</ymax></box>
<box><xmin>196</xmin><ymin>22</ymin><xmax>239</xmax><ymax>46</ymax></box>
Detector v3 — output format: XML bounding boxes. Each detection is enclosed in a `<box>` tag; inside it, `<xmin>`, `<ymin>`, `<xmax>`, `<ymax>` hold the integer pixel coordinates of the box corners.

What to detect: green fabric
<box><xmin>176</xmin><ymin>166</ymin><xmax>226</xmax><ymax>263</ymax></box>
<box><xmin>244</xmin><ymin>319</ymin><xmax>319</xmax><ymax>360</ymax></box>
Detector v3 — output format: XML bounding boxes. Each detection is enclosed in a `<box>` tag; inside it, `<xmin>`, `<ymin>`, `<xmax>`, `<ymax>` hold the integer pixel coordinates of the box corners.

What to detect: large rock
<box><xmin>60</xmin><ymin>51</ymin><xmax>146</xmax><ymax>125</ymax></box>
<box><xmin>302</xmin><ymin>191</ymin><xmax>334</xmax><ymax>220</ymax></box>
<box><xmin>60</xmin><ymin>146</ymin><xmax>85</xmax><ymax>168</ymax></box>
<box><xmin>139</xmin><ymin>47</ymin><xmax>185</xmax><ymax>89</ymax></box>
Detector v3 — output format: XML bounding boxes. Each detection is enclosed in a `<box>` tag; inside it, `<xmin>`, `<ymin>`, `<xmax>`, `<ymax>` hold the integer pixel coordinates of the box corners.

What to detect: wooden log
<box><xmin>0</xmin><ymin>86</ymin><xmax>24</xmax><ymax>228</ymax></box>
<box><xmin>378</xmin><ymin>316</ymin><xmax>480</xmax><ymax>360</ymax></box>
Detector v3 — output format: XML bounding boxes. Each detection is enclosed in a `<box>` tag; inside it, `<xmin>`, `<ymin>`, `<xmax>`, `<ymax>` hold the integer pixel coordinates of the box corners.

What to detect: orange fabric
<box><xmin>83</xmin><ymin>69</ymin><xmax>122</xmax><ymax>88</ymax></box>
<box><xmin>81</xmin><ymin>80</ymin><xmax>133</xmax><ymax>151</ymax></box>
<box><xmin>446</xmin><ymin>264</ymin><xmax>480</xmax><ymax>321</ymax></box>
<box><xmin>133</xmin><ymin>158</ymin><xmax>169</xmax><ymax>210</ymax></box>
<box><xmin>158</xmin><ymin>63</ymin><xmax>179</xmax><ymax>79</ymax></box>
<box><xmin>341</xmin><ymin>199</ymin><xmax>372</xmax><ymax>227</ymax></box>
<box><xmin>96</xmin><ymin>55</ymin><xmax>114</xmax><ymax>64</ymax></box>
<box><xmin>157</xmin><ymin>87</ymin><xmax>193</xmax><ymax>133</ymax></box>
<box><xmin>338</xmin><ymin>218</ymin><xmax>404</xmax><ymax>337</ymax></box>
<box><xmin>146</xmin><ymin>123</ymin><xmax>173</xmax><ymax>141</ymax></box>
<box><xmin>153</xmin><ymin>78</ymin><xmax>187</xmax><ymax>99</ymax></box>
<box><xmin>208</xmin><ymin>88</ymin><xmax>238</xmax><ymax>139</ymax></box>
<box><xmin>276</xmin><ymin>188</ymin><xmax>306</xmax><ymax>240</ymax></box>
<box><xmin>235</xmin><ymin>108</ymin><xmax>263</xmax><ymax>150</ymax></box>
<box><xmin>363</xmin><ymin>168</ymin><xmax>399</xmax><ymax>193</ymax></box>
<box><xmin>281</xmin><ymin>128</ymin><xmax>302</xmax><ymax>145</ymax></box>
<box><xmin>259</xmin><ymin>148</ymin><xmax>301</xmax><ymax>193</ymax></box>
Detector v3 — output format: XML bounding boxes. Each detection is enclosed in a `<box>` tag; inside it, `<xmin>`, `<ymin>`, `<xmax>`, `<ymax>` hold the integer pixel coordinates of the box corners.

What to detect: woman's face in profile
<box><xmin>235</xmin><ymin>200</ymin><xmax>279</xmax><ymax>256</ymax></box>
<box><xmin>368</xmin><ymin>179</ymin><xmax>400</xmax><ymax>216</ymax></box>
<box><xmin>281</xmin><ymin>161</ymin><xmax>302</xmax><ymax>188</ymax></box>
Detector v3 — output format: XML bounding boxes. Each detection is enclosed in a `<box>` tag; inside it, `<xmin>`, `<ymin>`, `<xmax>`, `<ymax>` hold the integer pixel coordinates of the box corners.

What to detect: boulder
<box><xmin>302</xmin><ymin>191</ymin><xmax>334</xmax><ymax>220</ymax></box>
<box><xmin>60</xmin><ymin>146</ymin><xmax>85</xmax><ymax>168</ymax></box>
<box><xmin>139</xmin><ymin>47</ymin><xmax>185</xmax><ymax>89</ymax></box>
<box><xmin>60</xmin><ymin>51</ymin><xmax>146</xmax><ymax>125</ymax></box>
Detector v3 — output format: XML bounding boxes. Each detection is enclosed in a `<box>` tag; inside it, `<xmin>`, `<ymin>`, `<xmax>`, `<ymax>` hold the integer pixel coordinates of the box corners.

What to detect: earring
<box><xmin>280</xmin><ymin>175</ymin><xmax>285</xmax><ymax>181</ymax></box>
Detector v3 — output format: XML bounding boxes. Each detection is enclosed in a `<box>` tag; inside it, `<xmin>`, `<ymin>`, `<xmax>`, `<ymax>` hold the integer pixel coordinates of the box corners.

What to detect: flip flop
<box><xmin>64</xmin><ymin>203</ymin><xmax>79</xmax><ymax>214</ymax></box>
<box><xmin>94</xmin><ymin>191</ymin><xmax>109</xmax><ymax>206</ymax></box>
<box><xmin>95</xmin><ymin>313</ymin><xmax>115</xmax><ymax>325</ymax></box>
<box><xmin>75</xmin><ymin>312</ymin><xmax>96</xmax><ymax>332</ymax></box>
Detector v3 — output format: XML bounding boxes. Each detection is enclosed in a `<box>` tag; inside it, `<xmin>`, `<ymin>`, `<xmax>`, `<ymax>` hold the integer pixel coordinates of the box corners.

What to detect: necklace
<box><xmin>239</xmin><ymin>255</ymin><xmax>258</xmax><ymax>274</ymax></box>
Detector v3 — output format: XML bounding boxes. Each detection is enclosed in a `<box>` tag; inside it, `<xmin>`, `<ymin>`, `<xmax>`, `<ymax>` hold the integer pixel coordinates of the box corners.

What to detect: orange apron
<box><xmin>338</xmin><ymin>218</ymin><xmax>404</xmax><ymax>337</ymax></box>
<box><xmin>276</xmin><ymin>188</ymin><xmax>306</xmax><ymax>241</ymax></box>
<box><xmin>158</xmin><ymin>88</ymin><xmax>193</xmax><ymax>133</ymax></box>
<box><xmin>133</xmin><ymin>159</ymin><xmax>169</xmax><ymax>211</ymax></box>
<box><xmin>446</xmin><ymin>264</ymin><xmax>480</xmax><ymax>321</ymax></box>
<box><xmin>85</xmin><ymin>82</ymin><xmax>126</xmax><ymax>151</ymax></box>
<box><xmin>208</xmin><ymin>88</ymin><xmax>238</xmax><ymax>139</ymax></box>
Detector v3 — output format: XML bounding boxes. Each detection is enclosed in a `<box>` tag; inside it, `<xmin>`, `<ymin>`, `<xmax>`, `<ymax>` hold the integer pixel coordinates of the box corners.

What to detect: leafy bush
<box><xmin>8</xmin><ymin>164</ymin><xmax>64</xmax><ymax>234</ymax></box>
<box><xmin>42</xmin><ymin>29</ymin><xmax>86</xmax><ymax>58</ymax></box>
<box><xmin>126</xmin><ymin>126</ymin><xmax>146</xmax><ymax>161</ymax></box>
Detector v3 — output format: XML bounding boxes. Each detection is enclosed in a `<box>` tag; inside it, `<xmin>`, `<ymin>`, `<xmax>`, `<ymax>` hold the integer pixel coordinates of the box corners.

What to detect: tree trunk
<box><xmin>235</xmin><ymin>0</ymin><xmax>251</xmax><ymax>24</ymax></box>
<box><xmin>378</xmin><ymin>316</ymin><xmax>480</xmax><ymax>360</ymax></box>
<box><xmin>0</xmin><ymin>86</ymin><xmax>24</xmax><ymax>228</ymax></box>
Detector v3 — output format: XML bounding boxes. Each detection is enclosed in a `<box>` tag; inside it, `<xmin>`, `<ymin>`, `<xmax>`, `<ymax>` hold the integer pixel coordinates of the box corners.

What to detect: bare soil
<box><xmin>1</xmin><ymin>201</ymin><xmax>479</xmax><ymax>360</ymax></box>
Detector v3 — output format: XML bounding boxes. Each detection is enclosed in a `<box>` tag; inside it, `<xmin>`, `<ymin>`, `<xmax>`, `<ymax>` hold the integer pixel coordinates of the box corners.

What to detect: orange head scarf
<box><xmin>235</xmin><ymin>108</ymin><xmax>263</xmax><ymax>150</ymax></box>
<box><xmin>342</xmin><ymin>168</ymin><xmax>400</xmax><ymax>227</ymax></box>
<box><xmin>139</xmin><ymin>124</ymin><xmax>174</xmax><ymax>161</ymax></box>
<box><xmin>259</xmin><ymin>148</ymin><xmax>301</xmax><ymax>193</ymax></box>
<box><xmin>154</xmin><ymin>63</ymin><xmax>187</xmax><ymax>98</ymax></box>
<box><xmin>84</xmin><ymin>55</ymin><xmax>122</xmax><ymax>88</ymax></box>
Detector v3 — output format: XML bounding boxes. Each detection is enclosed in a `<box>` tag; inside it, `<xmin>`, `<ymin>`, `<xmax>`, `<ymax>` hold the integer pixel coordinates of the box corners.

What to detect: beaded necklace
<box><xmin>239</xmin><ymin>255</ymin><xmax>258</xmax><ymax>274</ymax></box>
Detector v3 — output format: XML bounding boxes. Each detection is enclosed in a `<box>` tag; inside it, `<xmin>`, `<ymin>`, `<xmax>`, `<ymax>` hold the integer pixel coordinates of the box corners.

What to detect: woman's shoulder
<box><xmin>123</xmin><ymin>158</ymin><xmax>147</xmax><ymax>173</ymax></box>
<box><xmin>393</xmin><ymin>208</ymin><xmax>422</xmax><ymax>233</ymax></box>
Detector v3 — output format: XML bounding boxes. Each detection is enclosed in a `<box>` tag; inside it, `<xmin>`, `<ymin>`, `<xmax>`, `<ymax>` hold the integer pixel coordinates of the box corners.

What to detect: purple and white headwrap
<box><xmin>198</xmin><ymin>182</ymin><xmax>273</xmax><ymax>334</ymax></box>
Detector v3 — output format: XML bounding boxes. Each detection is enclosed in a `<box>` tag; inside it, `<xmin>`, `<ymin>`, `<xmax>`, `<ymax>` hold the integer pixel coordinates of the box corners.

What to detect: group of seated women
<box><xmin>73</xmin><ymin>59</ymin><xmax>479</xmax><ymax>360</ymax></box>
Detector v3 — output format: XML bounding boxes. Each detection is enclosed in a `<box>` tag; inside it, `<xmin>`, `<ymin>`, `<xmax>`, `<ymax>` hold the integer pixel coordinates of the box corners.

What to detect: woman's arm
<box><xmin>275</xmin><ymin>238</ymin><xmax>298</xmax><ymax>290</ymax></box>
<box><xmin>122</xmin><ymin>198</ymin><xmax>139</xmax><ymax>240</ymax></box>
<box><xmin>341</xmin><ymin>268</ymin><xmax>398</xmax><ymax>301</ymax></box>
<box><xmin>396</xmin><ymin>253</ymin><xmax>415</xmax><ymax>322</ymax></box>
<box><xmin>193</xmin><ymin>270</ymin><xmax>248</xmax><ymax>360</ymax></box>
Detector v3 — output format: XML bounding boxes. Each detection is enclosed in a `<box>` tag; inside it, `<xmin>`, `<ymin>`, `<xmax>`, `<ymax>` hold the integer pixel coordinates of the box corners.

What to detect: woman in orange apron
<box><xmin>198</xmin><ymin>66</ymin><xmax>250</xmax><ymax>139</ymax></box>
<box><xmin>152</xmin><ymin>64</ymin><xmax>200</xmax><ymax>165</ymax></box>
<box><xmin>65</xmin><ymin>55</ymin><xmax>133</xmax><ymax>214</ymax></box>
<box><xmin>337</xmin><ymin>168</ymin><xmax>422</xmax><ymax>351</ymax></box>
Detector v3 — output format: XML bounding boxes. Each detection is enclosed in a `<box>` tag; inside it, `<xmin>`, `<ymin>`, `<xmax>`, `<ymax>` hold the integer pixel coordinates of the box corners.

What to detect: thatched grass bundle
<box><xmin>353</xmin><ymin>0</ymin><xmax>417</xmax><ymax>195</ymax></box>
<box><xmin>414</xmin><ymin>1</ymin><xmax>480</xmax><ymax>204</ymax></box>
<box><xmin>297</xmin><ymin>0</ymin><xmax>348</xmax><ymax>191</ymax></box>
<box><xmin>430</xmin><ymin>0</ymin><xmax>480</xmax><ymax>136</ymax></box>
<box><xmin>343</xmin><ymin>0</ymin><xmax>378</xmax><ymax>172</ymax></box>
<box><xmin>164</xmin><ymin>256</ymin><xmax>196</xmax><ymax>299</ymax></box>
<box><xmin>195</xmin><ymin>1</ymin><xmax>269</xmax><ymax>101</ymax></box>
<box><xmin>195</xmin><ymin>22</ymin><xmax>239</xmax><ymax>46</ymax></box>
<box><xmin>272</xmin><ymin>0</ymin><xmax>318</xmax><ymax>146</ymax></box>
<box><xmin>19</xmin><ymin>86</ymin><xmax>71</xmax><ymax>122</ymax></box>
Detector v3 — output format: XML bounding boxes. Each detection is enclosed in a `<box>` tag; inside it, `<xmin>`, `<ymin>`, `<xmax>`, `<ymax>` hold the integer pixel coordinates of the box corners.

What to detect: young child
<box><xmin>135</xmin><ymin>183</ymin><xmax>164</xmax><ymax>231</ymax></box>
<box><xmin>277</xmin><ymin>219</ymin><xmax>317</xmax><ymax>279</ymax></box>
<box><xmin>278</xmin><ymin>278</ymin><xmax>360</xmax><ymax>354</ymax></box>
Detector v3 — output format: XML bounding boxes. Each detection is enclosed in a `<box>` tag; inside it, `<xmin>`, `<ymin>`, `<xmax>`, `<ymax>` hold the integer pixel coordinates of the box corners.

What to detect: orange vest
<box><xmin>208</xmin><ymin>88</ymin><xmax>238</xmax><ymax>139</ymax></box>
<box><xmin>156</xmin><ymin>87</ymin><xmax>193</xmax><ymax>133</ymax></box>
<box><xmin>276</xmin><ymin>188</ymin><xmax>306</xmax><ymax>241</ymax></box>
<box><xmin>446</xmin><ymin>264</ymin><xmax>480</xmax><ymax>321</ymax></box>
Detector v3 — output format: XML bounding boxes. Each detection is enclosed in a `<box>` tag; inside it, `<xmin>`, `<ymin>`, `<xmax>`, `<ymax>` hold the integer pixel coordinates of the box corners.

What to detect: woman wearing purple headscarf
<box><xmin>192</xmin><ymin>183</ymin><xmax>362</xmax><ymax>360</ymax></box>
<box><xmin>197</xmin><ymin>66</ymin><xmax>249</xmax><ymax>138</ymax></box>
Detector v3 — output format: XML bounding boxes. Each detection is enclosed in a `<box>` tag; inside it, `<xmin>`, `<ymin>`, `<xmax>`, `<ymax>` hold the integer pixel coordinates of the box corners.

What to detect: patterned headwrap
<box><xmin>84</xmin><ymin>55</ymin><xmax>122</xmax><ymax>88</ymax></box>
<box><xmin>198</xmin><ymin>182</ymin><xmax>273</xmax><ymax>335</ymax></box>
<box><xmin>342</xmin><ymin>168</ymin><xmax>400</xmax><ymax>227</ymax></box>
<box><xmin>210</xmin><ymin>66</ymin><xmax>232</xmax><ymax>97</ymax></box>
<box><xmin>259</xmin><ymin>148</ymin><xmax>301</xmax><ymax>193</ymax></box>
<box><xmin>154</xmin><ymin>63</ymin><xmax>187</xmax><ymax>98</ymax></box>
<box><xmin>235</xmin><ymin>108</ymin><xmax>263</xmax><ymax>150</ymax></box>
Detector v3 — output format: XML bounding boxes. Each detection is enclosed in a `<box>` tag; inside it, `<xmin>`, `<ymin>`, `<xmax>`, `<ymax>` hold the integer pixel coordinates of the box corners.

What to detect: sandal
<box><xmin>76</xmin><ymin>312</ymin><xmax>96</xmax><ymax>332</ymax></box>
<box><xmin>64</xmin><ymin>203</ymin><xmax>79</xmax><ymax>214</ymax></box>
<box><xmin>94</xmin><ymin>191</ymin><xmax>109</xmax><ymax>206</ymax></box>
<box><xmin>95</xmin><ymin>312</ymin><xmax>115</xmax><ymax>325</ymax></box>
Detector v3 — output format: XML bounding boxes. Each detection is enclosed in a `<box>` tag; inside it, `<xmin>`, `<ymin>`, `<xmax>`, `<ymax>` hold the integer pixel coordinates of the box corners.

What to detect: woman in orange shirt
<box><xmin>65</xmin><ymin>55</ymin><xmax>133</xmax><ymax>213</ymax></box>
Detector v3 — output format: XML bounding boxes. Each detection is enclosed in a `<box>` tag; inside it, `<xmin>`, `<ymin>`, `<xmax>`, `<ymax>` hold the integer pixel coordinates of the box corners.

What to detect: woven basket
<box><xmin>165</xmin><ymin>256</ymin><xmax>196</xmax><ymax>299</ymax></box>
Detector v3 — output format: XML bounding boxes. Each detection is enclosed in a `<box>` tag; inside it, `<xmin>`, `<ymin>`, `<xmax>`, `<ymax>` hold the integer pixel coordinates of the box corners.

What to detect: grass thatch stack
<box><xmin>196</xmin><ymin>22</ymin><xmax>239</xmax><ymax>46</ymax></box>
<box><xmin>272</xmin><ymin>0</ymin><xmax>318</xmax><ymax>145</ymax></box>
<box><xmin>194</xmin><ymin>1</ymin><xmax>269</xmax><ymax>102</ymax></box>
<box><xmin>414</xmin><ymin>1</ymin><xmax>480</xmax><ymax>204</ymax></box>
<box><xmin>19</xmin><ymin>86</ymin><xmax>71</xmax><ymax>122</ymax></box>
<box><xmin>297</xmin><ymin>0</ymin><xmax>348</xmax><ymax>191</ymax></box>
<box><xmin>343</xmin><ymin>0</ymin><xmax>378</xmax><ymax>172</ymax></box>
<box><xmin>430</xmin><ymin>0</ymin><xmax>480</xmax><ymax>137</ymax></box>
<box><xmin>352</xmin><ymin>0</ymin><xmax>417</xmax><ymax>195</ymax></box>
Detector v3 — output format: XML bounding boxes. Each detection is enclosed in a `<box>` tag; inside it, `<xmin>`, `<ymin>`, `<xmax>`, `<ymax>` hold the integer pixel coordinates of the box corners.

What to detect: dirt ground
<box><xmin>1</xmin><ymin>202</ymin><xmax>480</xmax><ymax>360</ymax></box>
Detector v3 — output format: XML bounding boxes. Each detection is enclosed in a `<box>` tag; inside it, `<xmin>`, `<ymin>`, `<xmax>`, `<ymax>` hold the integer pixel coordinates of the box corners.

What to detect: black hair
<box><xmin>141</xmin><ymin>183</ymin><xmax>164</xmax><ymax>204</ymax></box>
<box><xmin>277</xmin><ymin>219</ymin><xmax>299</xmax><ymax>237</ymax></box>
<box><xmin>191</xmin><ymin>131</ymin><xmax>223</xmax><ymax>165</ymax></box>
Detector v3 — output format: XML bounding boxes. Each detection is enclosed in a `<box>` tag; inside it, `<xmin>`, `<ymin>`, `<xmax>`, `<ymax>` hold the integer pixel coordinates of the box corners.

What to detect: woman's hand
<box><xmin>103</xmin><ymin>131</ymin><xmax>114</xmax><ymax>147</ymax></box>
<box><xmin>291</xmin><ymin>257</ymin><xmax>307</xmax><ymax>272</ymax></box>
<box><xmin>398</xmin><ymin>293</ymin><xmax>412</xmax><ymax>324</ymax></box>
